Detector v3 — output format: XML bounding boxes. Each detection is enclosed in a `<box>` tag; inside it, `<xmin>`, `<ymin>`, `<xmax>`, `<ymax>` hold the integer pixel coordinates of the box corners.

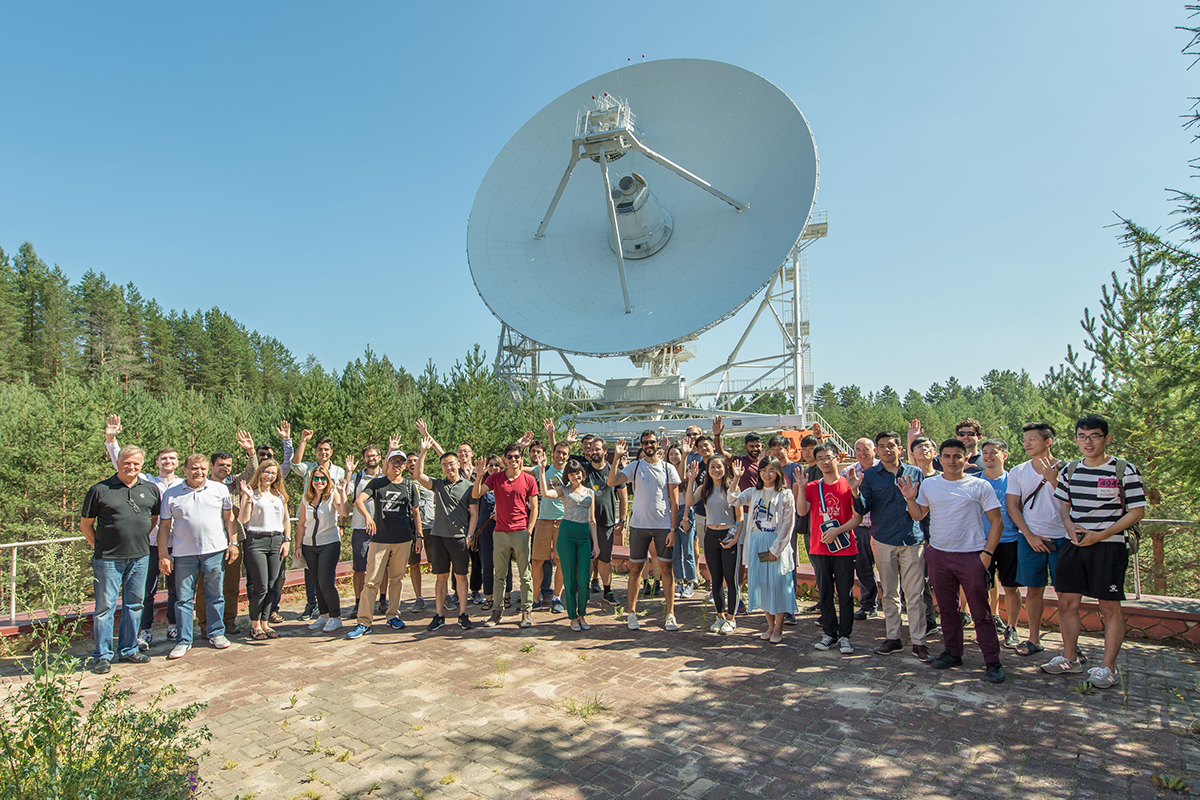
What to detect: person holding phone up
<box><xmin>796</xmin><ymin>442</ymin><xmax>863</xmax><ymax>655</ymax></box>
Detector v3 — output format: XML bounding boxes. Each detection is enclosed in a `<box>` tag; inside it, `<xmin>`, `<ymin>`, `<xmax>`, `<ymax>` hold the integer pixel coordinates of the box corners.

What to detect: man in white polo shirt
<box><xmin>157</xmin><ymin>453</ymin><xmax>239</xmax><ymax>659</ymax></box>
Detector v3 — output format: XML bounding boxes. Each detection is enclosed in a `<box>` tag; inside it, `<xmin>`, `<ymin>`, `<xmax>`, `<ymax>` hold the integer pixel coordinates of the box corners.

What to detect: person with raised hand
<box><xmin>687</xmin><ymin>456</ymin><xmax>745</xmax><ymax>634</ymax></box>
<box><xmin>796</xmin><ymin>443</ymin><xmax>863</xmax><ymax>654</ymax></box>
<box><xmin>413</xmin><ymin>435</ymin><xmax>478</xmax><ymax>632</ymax></box>
<box><xmin>739</xmin><ymin>455</ymin><xmax>797</xmax><ymax>644</ymax></box>
<box><xmin>102</xmin><ymin>414</ymin><xmax>184</xmax><ymax>650</ymax></box>
<box><xmin>290</xmin><ymin>429</ymin><xmax>345</xmax><ymax>620</ymax></box>
<box><xmin>898</xmin><ymin>438</ymin><xmax>1006</xmax><ymax>684</ymax></box>
<box><xmin>238</xmin><ymin>459</ymin><xmax>290</xmax><ymax>640</ymax></box>
<box><xmin>608</xmin><ymin>432</ymin><xmax>682</xmax><ymax>631</ymax></box>
<box><xmin>582</xmin><ymin>437</ymin><xmax>626</xmax><ymax>604</ymax></box>
<box><xmin>534</xmin><ymin>452</ymin><xmax>598</xmax><ymax>632</ymax></box>
<box><xmin>474</xmin><ymin>445</ymin><xmax>539</xmax><ymax>628</ymax></box>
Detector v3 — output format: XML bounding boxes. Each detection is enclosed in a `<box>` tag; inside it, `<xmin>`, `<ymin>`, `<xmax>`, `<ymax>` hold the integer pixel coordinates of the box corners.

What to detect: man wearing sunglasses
<box><xmin>474</xmin><ymin>444</ymin><xmax>540</xmax><ymax>628</ymax></box>
<box><xmin>81</xmin><ymin>444</ymin><xmax>162</xmax><ymax>673</ymax></box>
<box><xmin>608</xmin><ymin>431</ymin><xmax>682</xmax><ymax>631</ymax></box>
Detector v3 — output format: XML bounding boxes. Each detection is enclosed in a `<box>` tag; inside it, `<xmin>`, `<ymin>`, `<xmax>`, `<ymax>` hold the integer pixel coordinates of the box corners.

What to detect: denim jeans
<box><xmin>92</xmin><ymin>556</ymin><xmax>149</xmax><ymax>661</ymax></box>
<box><xmin>673</xmin><ymin>508</ymin><xmax>699</xmax><ymax>583</ymax></box>
<box><xmin>174</xmin><ymin>551</ymin><xmax>226</xmax><ymax>646</ymax></box>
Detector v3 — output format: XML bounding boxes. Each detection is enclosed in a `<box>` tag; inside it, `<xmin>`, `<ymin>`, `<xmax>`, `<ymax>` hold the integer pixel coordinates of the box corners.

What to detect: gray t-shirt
<box><xmin>562</xmin><ymin>487</ymin><xmax>594</xmax><ymax>524</ymax></box>
<box><xmin>429</xmin><ymin>476</ymin><xmax>473</xmax><ymax>538</ymax></box>
<box><xmin>621</xmin><ymin>458</ymin><xmax>680</xmax><ymax>529</ymax></box>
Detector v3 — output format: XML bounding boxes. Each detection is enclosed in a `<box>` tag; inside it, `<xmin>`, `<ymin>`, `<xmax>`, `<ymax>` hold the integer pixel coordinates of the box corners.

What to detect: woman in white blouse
<box><xmin>739</xmin><ymin>456</ymin><xmax>797</xmax><ymax>644</ymax></box>
<box><xmin>295</xmin><ymin>465</ymin><xmax>350</xmax><ymax>634</ymax></box>
<box><xmin>238</xmin><ymin>459</ymin><xmax>291</xmax><ymax>640</ymax></box>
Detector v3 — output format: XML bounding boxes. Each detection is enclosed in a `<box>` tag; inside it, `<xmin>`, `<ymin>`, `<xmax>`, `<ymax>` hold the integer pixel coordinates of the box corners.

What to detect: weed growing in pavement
<box><xmin>233</xmin><ymin>793</ymin><xmax>259</xmax><ymax>800</ymax></box>
<box><xmin>559</xmin><ymin>694</ymin><xmax>612</xmax><ymax>721</ymax></box>
<box><xmin>289</xmin><ymin>690</ymin><xmax>299</xmax><ymax>709</ymax></box>
<box><xmin>222</xmin><ymin>760</ymin><xmax>239</xmax><ymax>770</ymax></box>
<box><xmin>577</xmin><ymin>652</ymin><xmax>589</xmax><ymax>662</ymax></box>
<box><xmin>303</xmin><ymin>768</ymin><xmax>319</xmax><ymax>783</ymax></box>
<box><xmin>1151</xmin><ymin>774</ymin><xmax>1193</xmax><ymax>793</ymax></box>
<box><xmin>440</xmin><ymin>774</ymin><xmax>456</xmax><ymax>785</ymax></box>
<box><xmin>365</xmin><ymin>781</ymin><xmax>383</xmax><ymax>794</ymax></box>
<box><xmin>480</xmin><ymin>657</ymin><xmax>509</xmax><ymax>688</ymax></box>
<box><xmin>521</xmin><ymin>642</ymin><xmax>536</xmax><ymax>653</ymax></box>
<box><xmin>411</xmin><ymin>724</ymin><xmax>423</xmax><ymax>731</ymax></box>
<box><xmin>411</xmin><ymin>788</ymin><xmax>426</xmax><ymax>800</ymax></box>
<box><xmin>1070</xmin><ymin>682</ymin><xmax>1097</xmax><ymax>696</ymax></box>
<box><xmin>289</xmin><ymin>790</ymin><xmax>321</xmax><ymax>800</ymax></box>
<box><xmin>336</xmin><ymin>750</ymin><xmax>351</xmax><ymax>762</ymax></box>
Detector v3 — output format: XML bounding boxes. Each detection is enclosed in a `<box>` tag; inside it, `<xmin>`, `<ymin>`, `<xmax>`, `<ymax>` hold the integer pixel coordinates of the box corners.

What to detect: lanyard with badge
<box><xmin>819</xmin><ymin>480</ymin><xmax>852</xmax><ymax>552</ymax></box>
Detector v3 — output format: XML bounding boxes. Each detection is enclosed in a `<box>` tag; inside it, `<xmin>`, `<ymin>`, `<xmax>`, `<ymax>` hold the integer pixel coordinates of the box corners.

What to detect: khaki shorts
<box><xmin>532</xmin><ymin>519</ymin><xmax>560</xmax><ymax>562</ymax></box>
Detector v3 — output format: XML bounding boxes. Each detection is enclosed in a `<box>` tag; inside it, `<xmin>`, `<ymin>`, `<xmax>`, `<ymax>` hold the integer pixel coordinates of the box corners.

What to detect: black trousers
<box><xmin>704</xmin><ymin>527</ymin><xmax>739</xmax><ymax>615</ymax></box>
<box><xmin>244</xmin><ymin>532</ymin><xmax>283</xmax><ymax>622</ymax></box>
<box><xmin>854</xmin><ymin>526</ymin><xmax>878</xmax><ymax>612</ymax></box>
<box><xmin>811</xmin><ymin>553</ymin><xmax>856</xmax><ymax>640</ymax></box>
<box><xmin>302</xmin><ymin>541</ymin><xmax>341</xmax><ymax>617</ymax></box>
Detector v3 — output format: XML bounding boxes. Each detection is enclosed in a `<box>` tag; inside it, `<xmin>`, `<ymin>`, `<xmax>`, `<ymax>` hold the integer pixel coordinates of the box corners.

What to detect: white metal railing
<box><xmin>0</xmin><ymin>536</ymin><xmax>86</xmax><ymax>624</ymax></box>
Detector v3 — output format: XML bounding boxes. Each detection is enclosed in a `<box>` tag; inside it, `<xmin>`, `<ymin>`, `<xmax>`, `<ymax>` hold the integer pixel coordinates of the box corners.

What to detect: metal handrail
<box><xmin>1132</xmin><ymin>519</ymin><xmax>1196</xmax><ymax>599</ymax></box>
<box><xmin>0</xmin><ymin>536</ymin><xmax>87</xmax><ymax>623</ymax></box>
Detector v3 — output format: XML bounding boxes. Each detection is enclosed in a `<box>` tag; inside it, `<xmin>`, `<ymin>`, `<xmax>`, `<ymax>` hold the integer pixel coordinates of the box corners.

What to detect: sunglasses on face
<box><xmin>312</xmin><ymin>477</ymin><xmax>329</xmax><ymax>483</ymax></box>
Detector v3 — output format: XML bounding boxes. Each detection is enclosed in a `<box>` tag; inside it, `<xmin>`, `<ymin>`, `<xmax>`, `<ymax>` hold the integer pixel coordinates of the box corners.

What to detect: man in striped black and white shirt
<box><xmin>1041</xmin><ymin>414</ymin><xmax>1145</xmax><ymax>688</ymax></box>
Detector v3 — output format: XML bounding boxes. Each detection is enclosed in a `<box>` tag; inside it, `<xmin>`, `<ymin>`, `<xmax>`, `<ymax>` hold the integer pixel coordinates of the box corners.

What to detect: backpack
<box><xmin>1064</xmin><ymin>459</ymin><xmax>1141</xmax><ymax>555</ymax></box>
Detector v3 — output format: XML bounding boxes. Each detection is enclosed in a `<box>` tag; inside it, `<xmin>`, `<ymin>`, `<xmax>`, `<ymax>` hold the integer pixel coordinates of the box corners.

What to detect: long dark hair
<box><xmin>699</xmin><ymin>456</ymin><xmax>735</xmax><ymax>503</ymax></box>
<box><xmin>756</xmin><ymin>456</ymin><xmax>785</xmax><ymax>490</ymax></box>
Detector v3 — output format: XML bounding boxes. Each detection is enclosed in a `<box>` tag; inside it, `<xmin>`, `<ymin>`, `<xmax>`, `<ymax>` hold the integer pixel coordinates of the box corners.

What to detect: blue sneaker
<box><xmin>345</xmin><ymin>624</ymin><xmax>371</xmax><ymax>639</ymax></box>
<box><xmin>386</xmin><ymin>617</ymin><xmax>406</xmax><ymax>630</ymax></box>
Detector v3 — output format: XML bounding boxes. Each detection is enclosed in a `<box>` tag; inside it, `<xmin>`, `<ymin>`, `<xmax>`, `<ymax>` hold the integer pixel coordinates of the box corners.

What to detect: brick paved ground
<box><xmin>11</xmin><ymin>577</ymin><xmax>1200</xmax><ymax>799</ymax></box>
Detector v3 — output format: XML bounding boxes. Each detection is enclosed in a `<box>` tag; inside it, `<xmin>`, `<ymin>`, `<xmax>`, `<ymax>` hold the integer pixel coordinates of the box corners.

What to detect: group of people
<box><xmin>80</xmin><ymin>412</ymin><xmax>1144</xmax><ymax>690</ymax></box>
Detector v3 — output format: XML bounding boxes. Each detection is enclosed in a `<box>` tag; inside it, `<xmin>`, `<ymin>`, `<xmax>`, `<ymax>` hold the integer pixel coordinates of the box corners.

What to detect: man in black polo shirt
<box><xmin>80</xmin><ymin>444</ymin><xmax>162</xmax><ymax>673</ymax></box>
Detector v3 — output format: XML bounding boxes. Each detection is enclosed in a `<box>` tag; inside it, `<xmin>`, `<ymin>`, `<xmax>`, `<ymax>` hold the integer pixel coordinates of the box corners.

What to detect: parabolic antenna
<box><xmin>468</xmin><ymin>58</ymin><xmax>819</xmax><ymax>357</ymax></box>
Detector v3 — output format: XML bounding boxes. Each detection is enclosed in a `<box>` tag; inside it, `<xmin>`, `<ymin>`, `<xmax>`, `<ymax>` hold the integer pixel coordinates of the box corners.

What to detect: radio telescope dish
<box><xmin>468</xmin><ymin>58</ymin><xmax>818</xmax><ymax>357</ymax></box>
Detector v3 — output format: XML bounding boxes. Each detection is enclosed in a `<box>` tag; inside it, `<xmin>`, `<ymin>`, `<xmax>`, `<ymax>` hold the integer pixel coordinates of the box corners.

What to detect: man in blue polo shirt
<box><xmin>849</xmin><ymin>431</ymin><xmax>931</xmax><ymax>662</ymax></box>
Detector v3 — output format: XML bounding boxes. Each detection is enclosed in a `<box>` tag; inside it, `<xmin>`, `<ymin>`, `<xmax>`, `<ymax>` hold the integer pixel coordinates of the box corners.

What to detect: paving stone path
<box><xmin>20</xmin><ymin>579</ymin><xmax>1200</xmax><ymax>799</ymax></box>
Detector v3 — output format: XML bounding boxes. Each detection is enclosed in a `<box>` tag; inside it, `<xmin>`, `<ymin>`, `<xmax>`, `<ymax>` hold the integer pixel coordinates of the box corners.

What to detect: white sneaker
<box><xmin>814</xmin><ymin>635</ymin><xmax>836</xmax><ymax>651</ymax></box>
<box><xmin>168</xmin><ymin>643</ymin><xmax>190</xmax><ymax>660</ymax></box>
<box><xmin>308</xmin><ymin>615</ymin><xmax>328</xmax><ymax>631</ymax></box>
<box><xmin>626</xmin><ymin>612</ymin><xmax>639</xmax><ymax>630</ymax></box>
<box><xmin>210</xmin><ymin>635</ymin><xmax>231</xmax><ymax>650</ymax></box>
<box><xmin>719</xmin><ymin>619</ymin><xmax>735</xmax><ymax>635</ymax></box>
<box><xmin>839</xmin><ymin>637</ymin><xmax>854</xmax><ymax>655</ymax></box>
<box><xmin>682</xmin><ymin>582</ymin><xmax>696</xmax><ymax>598</ymax></box>
<box><xmin>664</xmin><ymin>614</ymin><xmax>679</xmax><ymax>631</ymax></box>
<box><xmin>725</xmin><ymin>619</ymin><xmax>737</xmax><ymax>634</ymax></box>
<box><xmin>1086</xmin><ymin>665</ymin><xmax>1119</xmax><ymax>688</ymax></box>
<box><xmin>709</xmin><ymin>618</ymin><xmax>723</xmax><ymax>633</ymax></box>
<box><xmin>322</xmin><ymin>617</ymin><xmax>343</xmax><ymax>633</ymax></box>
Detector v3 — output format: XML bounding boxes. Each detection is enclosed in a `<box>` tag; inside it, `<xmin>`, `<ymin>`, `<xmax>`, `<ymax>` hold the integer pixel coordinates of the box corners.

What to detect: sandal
<box><xmin>1015</xmin><ymin>640</ymin><xmax>1045</xmax><ymax>657</ymax></box>
<box><xmin>481</xmin><ymin>598</ymin><xmax>494</xmax><ymax>611</ymax></box>
<box><xmin>250</xmin><ymin>629</ymin><xmax>269</xmax><ymax>641</ymax></box>
<box><xmin>264</xmin><ymin>628</ymin><xmax>280</xmax><ymax>639</ymax></box>
<box><xmin>269</xmin><ymin>612</ymin><xmax>284</xmax><ymax>624</ymax></box>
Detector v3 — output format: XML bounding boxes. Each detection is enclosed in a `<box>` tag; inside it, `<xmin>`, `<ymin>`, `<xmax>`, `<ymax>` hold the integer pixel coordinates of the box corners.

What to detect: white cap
<box><xmin>386</xmin><ymin>450</ymin><xmax>406</xmax><ymax>462</ymax></box>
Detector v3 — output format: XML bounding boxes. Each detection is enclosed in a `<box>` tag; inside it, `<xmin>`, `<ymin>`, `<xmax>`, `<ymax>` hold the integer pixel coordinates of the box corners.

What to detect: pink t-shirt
<box><xmin>484</xmin><ymin>471</ymin><xmax>539</xmax><ymax>533</ymax></box>
<box><xmin>805</xmin><ymin>477</ymin><xmax>858</xmax><ymax>557</ymax></box>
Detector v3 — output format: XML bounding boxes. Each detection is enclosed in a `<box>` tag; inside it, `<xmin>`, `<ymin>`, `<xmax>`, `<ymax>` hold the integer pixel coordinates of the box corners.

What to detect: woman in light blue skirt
<box><xmin>740</xmin><ymin>456</ymin><xmax>797</xmax><ymax>643</ymax></box>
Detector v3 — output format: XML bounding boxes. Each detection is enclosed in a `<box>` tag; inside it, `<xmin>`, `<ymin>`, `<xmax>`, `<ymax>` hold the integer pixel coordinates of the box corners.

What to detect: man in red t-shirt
<box><xmin>796</xmin><ymin>442</ymin><xmax>863</xmax><ymax>655</ymax></box>
<box><xmin>473</xmin><ymin>443</ymin><xmax>539</xmax><ymax>628</ymax></box>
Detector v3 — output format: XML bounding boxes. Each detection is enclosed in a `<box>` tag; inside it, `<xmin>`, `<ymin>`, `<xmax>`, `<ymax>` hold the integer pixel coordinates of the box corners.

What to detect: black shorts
<box><xmin>427</xmin><ymin>535</ymin><xmax>470</xmax><ymax>575</ymax></box>
<box><xmin>1054</xmin><ymin>540</ymin><xmax>1128</xmax><ymax>601</ymax></box>
<box><xmin>629</xmin><ymin>527</ymin><xmax>672</xmax><ymax>563</ymax></box>
<box><xmin>594</xmin><ymin>524</ymin><xmax>615</xmax><ymax>563</ymax></box>
<box><xmin>987</xmin><ymin>541</ymin><xmax>1020</xmax><ymax>588</ymax></box>
<box><xmin>351</xmin><ymin>529</ymin><xmax>372</xmax><ymax>573</ymax></box>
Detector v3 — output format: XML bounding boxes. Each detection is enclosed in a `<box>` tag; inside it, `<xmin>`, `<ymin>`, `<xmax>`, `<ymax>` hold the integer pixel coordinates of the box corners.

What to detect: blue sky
<box><xmin>1</xmin><ymin>3</ymin><xmax>1194</xmax><ymax>399</ymax></box>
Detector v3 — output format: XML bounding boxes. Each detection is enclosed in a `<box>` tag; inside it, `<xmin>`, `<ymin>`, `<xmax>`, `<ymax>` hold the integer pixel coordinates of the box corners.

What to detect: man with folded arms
<box><xmin>849</xmin><ymin>431</ymin><xmax>931</xmax><ymax>662</ymax></box>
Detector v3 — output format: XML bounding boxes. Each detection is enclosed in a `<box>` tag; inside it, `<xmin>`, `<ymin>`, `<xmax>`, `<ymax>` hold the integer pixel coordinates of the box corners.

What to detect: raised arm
<box><xmin>235</xmin><ymin>430</ymin><xmax>258</xmax><ymax>483</ymax></box>
<box><xmin>278</xmin><ymin>420</ymin><xmax>293</xmax><ymax>477</ymax></box>
<box><xmin>898</xmin><ymin>475</ymin><xmax>928</xmax><ymax>521</ymax></box>
<box><xmin>471</xmin><ymin>456</ymin><xmax>489</xmax><ymax>499</ymax></box>
<box><xmin>292</xmin><ymin>429</ymin><xmax>313</xmax><ymax>468</ymax></box>
<box><xmin>542</xmin><ymin>418</ymin><xmax>557</xmax><ymax>452</ymax></box>
<box><xmin>413</xmin><ymin>437</ymin><xmax>435</xmax><ymax>490</ymax></box>
<box><xmin>607</xmin><ymin>440</ymin><xmax>630</xmax><ymax>486</ymax></box>
<box><xmin>534</xmin><ymin>451</ymin><xmax>561</xmax><ymax>499</ymax></box>
<box><xmin>712</xmin><ymin>415</ymin><xmax>733</xmax><ymax>458</ymax></box>
<box><xmin>415</xmin><ymin>419</ymin><xmax>445</xmax><ymax>458</ymax></box>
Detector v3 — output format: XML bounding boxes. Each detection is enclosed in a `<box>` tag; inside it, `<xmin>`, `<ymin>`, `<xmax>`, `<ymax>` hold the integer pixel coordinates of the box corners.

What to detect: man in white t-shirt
<box><xmin>608</xmin><ymin>430</ymin><xmax>681</xmax><ymax>632</ymax></box>
<box><xmin>1005</xmin><ymin>422</ymin><xmax>1068</xmax><ymax>658</ymax></box>
<box><xmin>157</xmin><ymin>454</ymin><xmax>238</xmax><ymax>659</ymax></box>
<box><xmin>899</xmin><ymin>438</ymin><xmax>1005</xmax><ymax>683</ymax></box>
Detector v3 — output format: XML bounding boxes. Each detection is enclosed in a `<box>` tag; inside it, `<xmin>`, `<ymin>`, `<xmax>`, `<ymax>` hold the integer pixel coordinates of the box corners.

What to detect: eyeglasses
<box><xmin>1074</xmin><ymin>433</ymin><xmax>1105</xmax><ymax>443</ymax></box>
<box><xmin>640</xmin><ymin>441</ymin><xmax>657</xmax><ymax>447</ymax></box>
<box><xmin>126</xmin><ymin>487</ymin><xmax>143</xmax><ymax>513</ymax></box>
